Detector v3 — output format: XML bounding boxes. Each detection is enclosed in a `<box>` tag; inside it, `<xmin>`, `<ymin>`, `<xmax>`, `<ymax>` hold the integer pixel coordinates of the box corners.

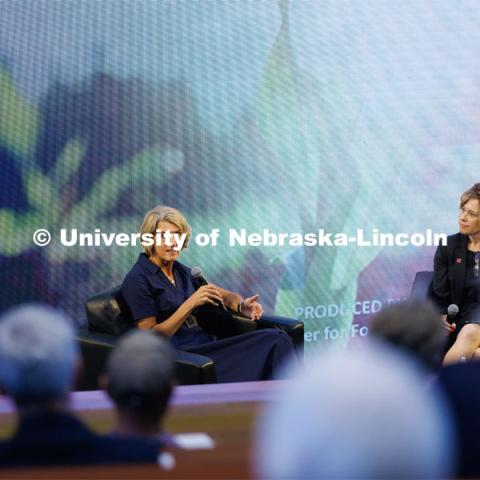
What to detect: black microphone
<box><xmin>191</xmin><ymin>267</ymin><xmax>227</xmax><ymax>311</ymax></box>
<box><xmin>191</xmin><ymin>267</ymin><xmax>208</xmax><ymax>287</ymax></box>
<box><xmin>447</xmin><ymin>304</ymin><xmax>459</xmax><ymax>325</ymax></box>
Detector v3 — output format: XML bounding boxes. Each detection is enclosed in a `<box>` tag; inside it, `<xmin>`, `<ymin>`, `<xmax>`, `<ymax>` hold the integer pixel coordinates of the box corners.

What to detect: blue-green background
<box><xmin>1</xmin><ymin>0</ymin><xmax>478</xmax><ymax>355</ymax></box>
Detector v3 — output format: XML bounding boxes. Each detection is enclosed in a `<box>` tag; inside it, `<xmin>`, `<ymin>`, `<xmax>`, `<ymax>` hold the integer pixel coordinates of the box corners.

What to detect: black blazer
<box><xmin>428</xmin><ymin>232</ymin><xmax>468</xmax><ymax>314</ymax></box>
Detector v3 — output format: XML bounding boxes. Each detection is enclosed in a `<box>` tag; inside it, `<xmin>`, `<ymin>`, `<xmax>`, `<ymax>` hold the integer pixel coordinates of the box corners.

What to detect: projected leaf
<box><xmin>53</xmin><ymin>146</ymin><xmax>184</xmax><ymax>264</ymax></box>
<box><xmin>0</xmin><ymin>67</ymin><xmax>38</xmax><ymax>159</ymax></box>
<box><xmin>0</xmin><ymin>127</ymin><xmax>181</xmax><ymax>260</ymax></box>
<box><xmin>66</xmin><ymin>146</ymin><xmax>183</xmax><ymax>222</ymax></box>
<box><xmin>255</xmin><ymin>3</ymin><xmax>323</xmax><ymax>299</ymax></box>
<box><xmin>0</xmin><ymin>137</ymin><xmax>85</xmax><ymax>256</ymax></box>
<box><xmin>256</xmin><ymin>2</ymin><xmax>380</xmax><ymax>351</ymax></box>
<box><xmin>51</xmin><ymin>138</ymin><xmax>87</xmax><ymax>188</ymax></box>
<box><xmin>0</xmin><ymin>210</ymin><xmax>41</xmax><ymax>256</ymax></box>
<box><xmin>255</xmin><ymin>1</ymin><xmax>319</xmax><ymax>222</ymax></box>
<box><xmin>24</xmin><ymin>170</ymin><xmax>60</xmax><ymax>219</ymax></box>
<box><xmin>255</xmin><ymin>3</ymin><xmax>322</xmax><ymax>321</ymax></box>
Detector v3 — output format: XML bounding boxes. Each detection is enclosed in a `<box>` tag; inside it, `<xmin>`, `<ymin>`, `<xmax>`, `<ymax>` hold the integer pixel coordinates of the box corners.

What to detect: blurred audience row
<box><xmin>0</xmin><ymin>305</ymin><xmax>173</xmax><ymax>466</ymax></box>
<box><xmin>258</xmin><ymin>300</ymin><xmax>480</xmax><ymax>479</ymax></box>
<box><xmin>0</xmin><ymin>300</ymin><xmax>478</xmax><ymax>478</ymax></box>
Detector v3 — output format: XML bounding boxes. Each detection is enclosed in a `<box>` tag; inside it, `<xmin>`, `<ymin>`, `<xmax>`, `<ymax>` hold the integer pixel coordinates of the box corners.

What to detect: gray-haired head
<box><xmin>255</xmin><ymin>340</ymin><xmax>456</xmax><ymax>479</ymax></box>
<box><xmin>106</xmin><ymin>330</ymin><xmax>175</xmax><ymax>408</ymax></box>
<box><xmin>0</xmin><ymin>304</ymin><xmax>78</xmax><ymax>404</ymax></box>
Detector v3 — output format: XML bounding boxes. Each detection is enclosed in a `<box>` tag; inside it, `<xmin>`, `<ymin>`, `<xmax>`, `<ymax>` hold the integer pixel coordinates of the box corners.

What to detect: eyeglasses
<box><xmin>459</xmin><ymin>207</ymin><xmax>480</xmax><ymax>220</ymax></box>
<box><xmin>474</xmin><ymin>252</ymin><xmax>480</xmax><ymax>278</ymax></box>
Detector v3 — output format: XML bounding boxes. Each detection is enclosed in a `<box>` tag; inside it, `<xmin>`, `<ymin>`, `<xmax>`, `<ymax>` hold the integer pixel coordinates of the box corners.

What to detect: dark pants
<box><xmin>183</xmin><ymin>329</ymin><xmax>297</xmax><ymax>383</ymax></box>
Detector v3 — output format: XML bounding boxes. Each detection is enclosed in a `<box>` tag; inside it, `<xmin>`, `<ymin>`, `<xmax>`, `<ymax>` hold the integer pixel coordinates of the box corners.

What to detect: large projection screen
<box><xmin>1</xmin><ymin>0</ymin><xmax>478</xmax><ymax>356</ymax></box>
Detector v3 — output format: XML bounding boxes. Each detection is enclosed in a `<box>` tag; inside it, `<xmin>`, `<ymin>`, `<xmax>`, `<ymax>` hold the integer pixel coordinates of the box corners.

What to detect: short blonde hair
<box><xmin>140</xmin><ymin>205</ymin><xmax>191</xmax><ymax>256</ymax></box>
<box><xmin>460</xmin><ymin>183</ymin><xmax>480</xmax><ymax>208</ymax></box>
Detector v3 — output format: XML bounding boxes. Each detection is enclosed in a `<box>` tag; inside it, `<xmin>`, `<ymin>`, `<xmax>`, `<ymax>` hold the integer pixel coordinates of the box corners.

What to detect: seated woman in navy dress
<box><xmin>121</xmin><ymin>205</ymin><xmax>296</xmax><ymax>382</ymax></box>
<box><xmin>429</xmin><ymin>183</ymin><xmax>480</xmax><ymax>364</ymax></box>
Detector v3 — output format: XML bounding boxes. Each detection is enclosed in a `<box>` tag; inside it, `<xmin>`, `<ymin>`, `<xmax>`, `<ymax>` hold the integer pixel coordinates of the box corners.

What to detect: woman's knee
<box><xmin>472</xmin><ymin>348</ymin><xmax>480</xmax><ymax>361</ymax></box>
<box><xmin>456</xmin><ymin>323</ymin><xmax>480</xmax><ymax>346</ymax></box>
<box><xmin>261</xmin><ymin>328</ymin><xmax>295</xmax><ymax>347</ymax></box>
<box><xmin>274</xmin><ymin>330</ymin><xmax>297</xmax><ymax>354</ymax></box>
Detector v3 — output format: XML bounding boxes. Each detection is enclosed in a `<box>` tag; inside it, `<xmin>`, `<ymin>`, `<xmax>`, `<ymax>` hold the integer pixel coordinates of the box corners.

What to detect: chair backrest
<box><xmin>84</xmin><ymin>286</ymin><xmax>134</xmax><ymax>335</ymax></box>
<box><xmin>409</xmin><ymin>271</ymin><xmax>434</xmax><ymax>300</ymax></box>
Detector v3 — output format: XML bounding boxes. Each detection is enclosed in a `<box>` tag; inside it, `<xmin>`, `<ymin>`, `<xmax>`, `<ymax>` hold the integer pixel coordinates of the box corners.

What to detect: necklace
<box><xmin>163</xmin><ymin>270</ymin><xmax>176</xmax><ymax>286</ymax></box>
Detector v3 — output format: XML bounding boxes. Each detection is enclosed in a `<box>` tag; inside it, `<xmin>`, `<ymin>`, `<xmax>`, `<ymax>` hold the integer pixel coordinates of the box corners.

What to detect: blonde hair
<box><xmin>460</xmin><ymin>183</ymin><xmax>480</xmax><ymax>208</ymax></box>
<box><xmin>140</xmin><ymin>205</ymin><xmax>191</xmax><ymax>256</ymax></box>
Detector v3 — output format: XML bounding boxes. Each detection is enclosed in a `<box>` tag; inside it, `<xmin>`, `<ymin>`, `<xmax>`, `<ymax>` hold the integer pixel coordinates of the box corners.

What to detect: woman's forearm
<box><xmin>220</xmin><ymin>289</ymin><xmax>243</xmax><ymax>313</ymax></box>
<box><xmin>152</xmin><ymin>298</ymin><xmax>196</xmax><ymax>337</ymax></box>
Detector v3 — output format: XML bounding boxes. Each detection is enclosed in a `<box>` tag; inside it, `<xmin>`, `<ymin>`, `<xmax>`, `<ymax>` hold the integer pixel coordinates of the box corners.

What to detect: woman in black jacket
<box><xmin>430</xmin><ymin>183</ymin><xmax>480</xmax><ymax>364</ymax></box>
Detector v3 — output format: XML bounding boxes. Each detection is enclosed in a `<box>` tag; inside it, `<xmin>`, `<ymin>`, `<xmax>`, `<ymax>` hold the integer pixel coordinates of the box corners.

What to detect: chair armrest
<box><xmin>254</xmin><ymin>314</ymin><xmax>304</xmax><ymax>330</ymax></box>
<box><xmin>195</xmin><ymin>304</ymin><xmax>304</xmax><ymax>350</ymax></box>
<box><xmin>76</xmin><ymin>329</ymin><xmax>217</xmax><ymax>388</ymax></box>
<box><xmin>78</xmin><ymin>330</ymin><xmax>118</xmax><ymax>347</ymax></box>
<box><xmin>175</xmin><ymin>350</ymin><xmax>217</xmax><ymax>384</ymax></box>
<box><xmin>77</xmin><ymin>330</ymin><xmax>116</xmax><ymax>391</ymax></box>
<box><xmin>232</xmin><ymin>314</ymin><xmax>304</xmax><ymax>352</ymax></box>
<box><xmin>409</xmin><ymin>271</ymin><xmax>434</xmax><ymax>300</ymax></box>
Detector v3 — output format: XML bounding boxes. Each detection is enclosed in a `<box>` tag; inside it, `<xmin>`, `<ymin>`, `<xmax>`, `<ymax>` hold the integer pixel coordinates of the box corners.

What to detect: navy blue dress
<box><xmin>121</xmin><ymin>254</ymin><xmax>296</xmax><ymax>382</ymax></box>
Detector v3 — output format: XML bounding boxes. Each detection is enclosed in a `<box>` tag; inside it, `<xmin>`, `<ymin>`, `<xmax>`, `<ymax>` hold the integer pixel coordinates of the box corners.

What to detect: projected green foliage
<box><xmin>0</xmin><ymin>3</ymin><xmax>381</xmax><ymax>344</ymax></box>
<box><xmin>255</xmin><ymin>2</ymin><xmax>383</xmax><ymax>351</ymax></box>
<box><xmin>0</xmin><ymin>68</ymin><xmax>38</xmax><ymax>158</ymax></box>
<box><xmin>2</xmin><ymin>0</ymin><xmax>476</xmax><ymax>345</ymax></box>
<box><xmin>0</xmin><ymin>66</ymin><xmax>183</xmax><ymax>270</ymax></box>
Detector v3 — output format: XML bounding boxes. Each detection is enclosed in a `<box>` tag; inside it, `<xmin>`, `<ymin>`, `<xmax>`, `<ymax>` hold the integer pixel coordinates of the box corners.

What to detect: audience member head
<box><xmin>255</xmin><ymin>341</ymin><xmax>455</xmax><ymax>479</ymax></box>
<box><xmin>370</xmin><ymin>299</ymin><xmax>446</xmax><ymax>371</ymax></box>
<box><xmin>104</xmin><ymin>330</ymin><xmax>175</xmax><ymax>437</ymax></box>
<box><xmin>0</xmin><ymin>304</ymin><xmax>78</xmax><ymax>408</ymax></box>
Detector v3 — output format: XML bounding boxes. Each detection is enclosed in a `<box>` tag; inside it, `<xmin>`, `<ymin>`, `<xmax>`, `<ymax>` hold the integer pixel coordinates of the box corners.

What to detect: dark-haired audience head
<box><xmin>0</xmin><ymin>304</ymin><xmax>78</xmax><ymax>410</ymax></box>
<box><xmin>104</xmin><ymin>330</ymin><xmax>175</xmax><ymax>437</ymax></box>
<box><xmin>255</xmin><ymin>341</ymin><xmax>455</xmax><ymax>479</ymax></box>
<box><xmin>370</xmin><ymin>299</ymin><xmax>446</xmax><ymax>371</ymax></box>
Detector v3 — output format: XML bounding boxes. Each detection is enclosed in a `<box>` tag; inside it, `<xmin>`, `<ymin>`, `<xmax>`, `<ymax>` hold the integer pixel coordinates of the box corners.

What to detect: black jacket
<box><xmin>428</xmin><ymin>233</ymin><xmax>468</xmax><ymax>314</ymax></box>
<box><xmin>0</xmin><ymin>411</ymin><xmax>159</xmax><ymax>467</ymax></box>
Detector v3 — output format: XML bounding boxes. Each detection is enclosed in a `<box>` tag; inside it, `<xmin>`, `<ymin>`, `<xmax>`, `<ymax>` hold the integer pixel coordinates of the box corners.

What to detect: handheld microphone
<box><xmin>447</xmin><ymin>304</ymin><xmax>459</xmax><ymax>325</ymax></box>
<box><xmin>191</xmin><ymin>267</ymin><xmax>227</xmax><ymax>311</ymax></box>
<box><xmin>191</xmin><ymin>267</ymin><xmax>208</xmax><ymax>287</ymax></box>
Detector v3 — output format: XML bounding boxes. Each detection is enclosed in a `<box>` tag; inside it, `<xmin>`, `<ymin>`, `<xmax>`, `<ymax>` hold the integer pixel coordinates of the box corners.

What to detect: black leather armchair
<box><xmin>77</xmin><ymin>286</ymin><xmax>304</xmax><ymax>390</ymax></box>
<box><xmin>409</xmin><ymin>271</ymin><xmax>434</xmax><ymax>300</ymax></box>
